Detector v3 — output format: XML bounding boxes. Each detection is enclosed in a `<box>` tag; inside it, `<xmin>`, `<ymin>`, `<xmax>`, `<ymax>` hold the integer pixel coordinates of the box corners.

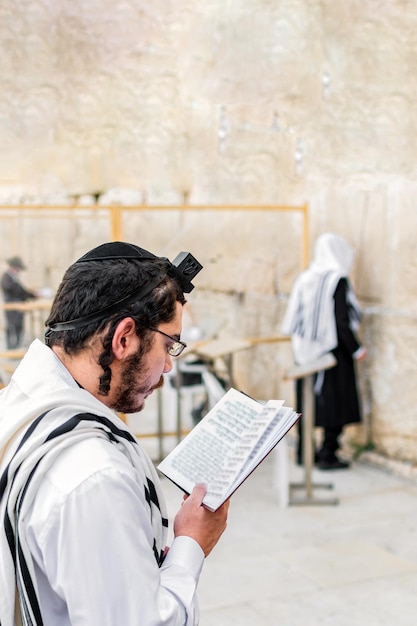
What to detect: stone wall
<box><xmin>0</xmin><ymin>1</ymin><xmax>416</xmax><ymax>463</ymax></box>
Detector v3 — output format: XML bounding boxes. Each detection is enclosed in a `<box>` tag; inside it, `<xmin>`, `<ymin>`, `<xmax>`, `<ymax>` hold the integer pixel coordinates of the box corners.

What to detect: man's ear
<box><xmin>111</xmin><ymin>317</ymin><xmax>139</xmax><ymax>360</ymax></box>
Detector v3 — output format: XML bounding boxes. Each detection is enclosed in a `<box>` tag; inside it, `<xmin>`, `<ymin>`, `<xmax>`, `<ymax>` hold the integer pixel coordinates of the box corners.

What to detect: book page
<box><xmin>158</xmin><ymin>389</ymin><xmax>260</xmax><ymax>492</ymax></box>
<box><xmin>227</xmin><ymin>406</ymin><xmax>298</xmax><ymax>499</ymax></box>
<box><xmin>157</xmin><ymin>389</ymin><xmax>285</xmax><ymax>510</ymax></box>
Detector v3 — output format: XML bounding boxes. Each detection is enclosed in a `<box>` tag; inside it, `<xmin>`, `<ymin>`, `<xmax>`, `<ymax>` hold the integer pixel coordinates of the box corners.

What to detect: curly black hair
<box><xmin>45</xmin><ymin>256</ymin><xmax>186</xmax><ymax>394</ymax></box>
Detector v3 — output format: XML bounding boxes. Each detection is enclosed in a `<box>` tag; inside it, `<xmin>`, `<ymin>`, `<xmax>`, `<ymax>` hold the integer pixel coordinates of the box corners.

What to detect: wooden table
<box><xmin>0</xmin><ymin>348</ymin><xmax>26</xmax><ymax>360</ymax></box>
<box><xmin>1</xmin><ymin>298</ymin><xmax>53</xmax><ymax>313</ymax></box>
<box><xmin>1</xmin><ymin>299</ymin><xmax>53</xmax><ymax>342</ymax></box>
<box><xmin>189</xmin><ymin>336</ymin><xmax>252</xmax><ymax>387</ymax></box>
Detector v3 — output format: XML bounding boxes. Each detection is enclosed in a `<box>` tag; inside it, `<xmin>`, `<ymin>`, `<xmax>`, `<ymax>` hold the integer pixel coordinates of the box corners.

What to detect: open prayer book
<box><xmin>157</xmin><ymin>388</ymin><xmax>300</xmax><ymax>512</ymax></box>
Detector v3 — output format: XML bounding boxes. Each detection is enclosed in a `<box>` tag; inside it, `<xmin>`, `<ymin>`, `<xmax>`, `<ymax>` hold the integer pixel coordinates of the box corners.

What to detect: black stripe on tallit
<box><xmin>16</xmin><ymin>532</ymin><xmax>43</xmax><ymax>625</ymax></box>
<box><xmin>311</xmin><ymin>271</ymin><xmax>331</xmax><ymax>340</ymax></box>
<box><xmin>16</xmin><ymin>572</ymin><xmax>33</xmax><ymax>626</ymax></box>
<box><xmin>152</xmin><ymin>538</ymin><xmax>165</xmax><ymax>567</ymax></box>
<box><xmin>293</xmin><ymin>300</ymin><xmax>305</xmax><ymax>336</ymax></box>
<box><xmin>13</xmin><ymin>458</ymin><xmax>46</xmax><ymax>626</ymax></box>
<box><xmin>43</xmin><ymin>412</ymin><xmax>137</xmax><ymax>444</ymax></box>
<box><xmin>145</xmin><ymin>478</ymin><xmax>165</xmax><ymax>520</ymax></box>
<box><xmin>0</xmin><ymin>412</ymin><xmax>50</xmax><ymax>499</ymax></box>
<box><xmin>145</xmin><ymin>477</ymin><xmax>168</xmax><ymax>566</ymax></box>
<box><xmin>1</xmin><ymin>412</ymin><xmax>51</xmax><ymax>569</ymax></box>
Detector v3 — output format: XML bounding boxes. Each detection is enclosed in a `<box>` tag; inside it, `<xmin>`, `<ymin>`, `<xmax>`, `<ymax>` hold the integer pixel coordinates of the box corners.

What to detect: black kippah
<box><xmin>75</xmin><ymin>241</ymin><xmax>158</xmax><ymax>263</ymax></box>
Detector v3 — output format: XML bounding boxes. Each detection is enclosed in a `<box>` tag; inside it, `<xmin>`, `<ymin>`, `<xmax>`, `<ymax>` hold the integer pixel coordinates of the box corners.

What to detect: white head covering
<box><xmin>281</xmin><ymin>233</ymin><xmax>361</xmax><ymax>365</ymax></box>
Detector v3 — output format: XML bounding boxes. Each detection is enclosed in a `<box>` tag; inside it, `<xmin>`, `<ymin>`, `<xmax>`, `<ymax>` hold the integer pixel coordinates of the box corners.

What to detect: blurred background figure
<box><xmin>169</xmin><ymin>302</ymin><xmax>227</xmax><ymax>425</ymax></box>
<box><xmin>1</xmin><ymin>256</ymin><xmax>37</xmax><ymax>349</ymax></box>
<box><xmin>281</xmin><ymin>232</ymin><xmax>367</xmax><ymax>470</ymax></box>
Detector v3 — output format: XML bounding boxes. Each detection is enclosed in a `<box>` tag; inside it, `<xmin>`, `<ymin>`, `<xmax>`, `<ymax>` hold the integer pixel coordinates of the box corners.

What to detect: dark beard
<box><xmin>111</xmin><ymin>350</ymin><xmax>164</xmax><ymax>414</ymax></box>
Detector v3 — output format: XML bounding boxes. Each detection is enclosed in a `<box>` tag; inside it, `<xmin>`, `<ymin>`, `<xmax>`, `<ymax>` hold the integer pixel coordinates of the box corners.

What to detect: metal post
<box><xmin>157</xmin><ymin>388</ymin><xmax>164</xmax><ymax>463</ymax></box>
<box><xmin>285</xmin><ymin>354</ymin><xmax>339</xmax><ymax>506</ymax></box>
<box><xmin>302</xmin><ymin>375</ymin><xmax>314</xmax><ymax>500</ymax></box>
<box><xmin>175</xmin><ymin>365</ymin><xmax>182</xmax><ymax>444</ymax></box>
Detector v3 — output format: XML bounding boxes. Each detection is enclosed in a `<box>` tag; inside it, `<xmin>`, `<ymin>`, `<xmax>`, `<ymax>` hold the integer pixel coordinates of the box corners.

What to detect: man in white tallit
<box><xmin>281</xmin><ymin>232</ymin><xmax>367</xmax><ymax>470</ymax></box>
<box><xmin>0</xmin><ymin>242</ymin><xmax>229</xmax><ymax>626</ymax></box>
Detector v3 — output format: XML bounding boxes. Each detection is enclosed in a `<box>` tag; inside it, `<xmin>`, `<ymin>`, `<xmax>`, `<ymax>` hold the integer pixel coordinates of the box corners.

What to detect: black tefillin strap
<box><xmin>46</xmin><ymin>273</ymin><xmax>166</xmax><ymax>333</ymax></box>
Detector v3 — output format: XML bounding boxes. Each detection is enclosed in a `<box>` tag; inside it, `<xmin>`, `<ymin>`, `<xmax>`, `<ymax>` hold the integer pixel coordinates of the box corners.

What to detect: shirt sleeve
<box><xmin>24</xmin><ymin>440</ymin><xmax>204</xmax><ymax>626</ymax></box>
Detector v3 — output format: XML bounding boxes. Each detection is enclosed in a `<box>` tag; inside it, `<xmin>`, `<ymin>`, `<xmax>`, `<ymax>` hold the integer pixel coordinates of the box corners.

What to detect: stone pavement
<box><xmin>160</xmin><ymin>452</ymin><xmax>417</xmax><ymax>626</ymax></box>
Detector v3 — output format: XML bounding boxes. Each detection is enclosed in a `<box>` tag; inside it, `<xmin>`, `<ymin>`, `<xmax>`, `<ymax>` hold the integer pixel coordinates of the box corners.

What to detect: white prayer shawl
<box><xmin>281</xmin><ymin>233</ymin><xmax>361</xmax><ymax>366</ymax></box>
<box><xmin>0</xmin><ymin>340</ymin><xmax>168</xmax><ymax>626</ymax></box>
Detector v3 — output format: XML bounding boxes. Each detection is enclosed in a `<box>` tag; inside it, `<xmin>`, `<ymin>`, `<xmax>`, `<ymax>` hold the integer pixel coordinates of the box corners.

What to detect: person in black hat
<box><xmin>1</xmin><ymin>255</ymin><xmax>37</xmax><ymax>349</ymax></box>
<box><xmin>0</xmin><ymin>241</ymin><xmax>229</xmax><ymax>626</ymax></box>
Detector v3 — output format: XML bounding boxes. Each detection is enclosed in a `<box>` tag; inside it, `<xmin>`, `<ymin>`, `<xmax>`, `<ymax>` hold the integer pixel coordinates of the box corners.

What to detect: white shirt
<box><xmin>0</xmin><ymin>340</ymin><xmax>204</xmax><ymax>626</ymax></box>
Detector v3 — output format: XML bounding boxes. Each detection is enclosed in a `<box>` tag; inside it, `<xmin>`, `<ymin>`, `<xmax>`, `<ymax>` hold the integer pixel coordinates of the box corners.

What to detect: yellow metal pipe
<box><xmin>110</xmin><ymin>205</ymin><xmax>123</xmax><ymax>241</ymax></box>
<box><xmin>0</xmin><ymin>203</ymin><xmax>309</xmax><ymax>262</ymax></box>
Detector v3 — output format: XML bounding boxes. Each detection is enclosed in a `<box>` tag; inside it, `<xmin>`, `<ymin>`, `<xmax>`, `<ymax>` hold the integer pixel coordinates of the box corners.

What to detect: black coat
<box><xmin>1</xmin><ymin>270</ymin><xmax>36</xmax><ymax>326</ymax></box>
<box><xmin>315</xmin><ymin>278</ymin><xmax>362</xmax><ymax>429</ymax></box>
<box><xmin>1</xmin><ymin>271</ymin><xmax>35</xmax><ymax>303</ymax></box>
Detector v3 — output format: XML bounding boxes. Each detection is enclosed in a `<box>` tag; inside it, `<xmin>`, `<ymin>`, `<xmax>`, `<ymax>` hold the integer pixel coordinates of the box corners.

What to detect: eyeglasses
<box><xmin>149</xmin><ymin>328</ymin><xmax>187</xmax><ymax>357</ymax></box>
